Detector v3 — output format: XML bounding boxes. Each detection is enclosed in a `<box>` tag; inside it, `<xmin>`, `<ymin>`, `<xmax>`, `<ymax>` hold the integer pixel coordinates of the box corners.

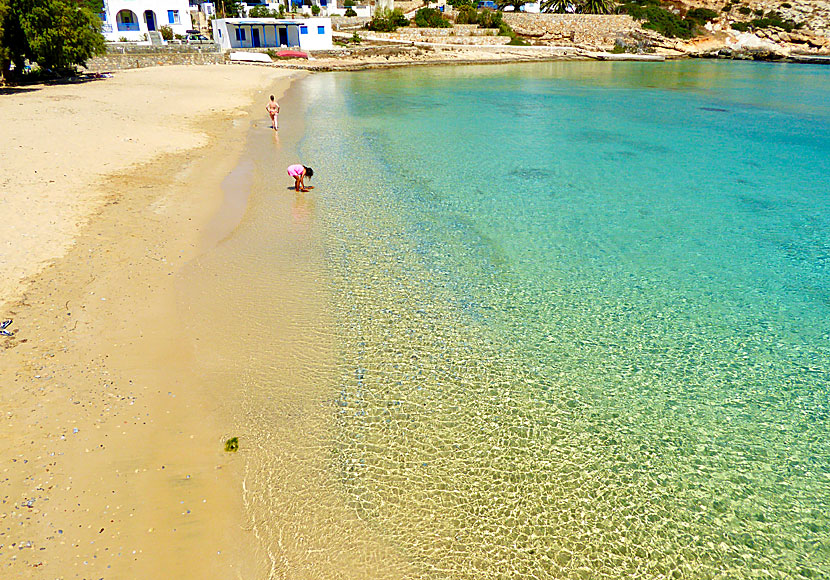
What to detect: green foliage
<box><xmin>454</xmin><ymin>5</ymin><xmax>479</xmax><ymax>24</ymax></box>
<box><xmin>344</xmin><ymin>7</ymin><xmax>357</xmax><ymax>16</ymax></box>
<box><xmin>477</xmin><ymin>8</ymin><xmax>503</xmax><ymax>28</ymax></box>
<box><xmin>541</xmin><ymin>0</ymin><xmax>611</xmax><ymax>13</ymax></box>
<box><xmin>618</xmin><ymin>0</ymin><xmax>695</xmax><ymax>39</ymax></box>
<box><xmin>496</xmin><ymin>0</ymin><xmax>529</xmax><ymax>11</ymax></box>
<box><xmin>541</xmin><ymin>0</ymin><xmax>572</xmax><ymax>13</ymax></box>
<box><xmin>366</xmin><ymin>8</ymin><xmax>409</xmax><ymax>31</ymax></box>
<box><xmin>781</xmin><ymin>2</ymin><xmax>791</xmax><ymax>7</ymax></box>
<box><xmin>580</xmin><ymin>0</ymin><xmax>612</xmax><ymax>14</ymax></box>
<box><xmin>752</xmin><ymin>8</ymin><xmax>763</xmax><ymax>15</ymax></box>
<box><xmin>414</xmin><ymin>7</ymin><xmax>450</xmax><ymax>28</ymax></box>
<box><xmin>159</xmin><ymin>25</ymin><xmax>173</xmax><ymax>40</ymax></box>
<box><xmin>737</xmin><ymin>5</ymin><xmax>750</xmax><ymax>14</ymax></box>
<box><xmin>224</xmin><ymin>437</ymin><xmax>239</xmax><ymax>452</ymax></box>
<box><xmin>248</xmin><ymin>5</ymin><xmax>280</xmax><ymax>17</ymax></box>
<box><xmin>0</xmin><ymin>0</ymin><xmax>106</xmax><ymax>81</ymax></box>
<box><xmin>506</xmin><ymin>35</ymin><xmax>528</xmax><ymax>45</ymax></box>
<box><xmin>447</xmin><ymin>0</ymin><xmax>474</xmax><ymax>6</ymax></box>
<box><xmin>685</xmin><ymin>7</ymin><xmax>717</xmax><ymax>25</ymax></box>
<box><xmin>311</xmin><ymin>4</ymin><xmax>320</xmax><ymax>15</ymax></box>
<box><xmin>216</xmin><ymin>0</ymin><xmax>242</xmax><ymax>18</ymax></box>
<box><xmin>350</xmin><ymin>31</ymin><xmax>361</xmax><ymax>43</ymax></box>
<box><xmin>731</xmin><ymin>10</ymin><xmax>800</xmax><ymax>32</ymax></box>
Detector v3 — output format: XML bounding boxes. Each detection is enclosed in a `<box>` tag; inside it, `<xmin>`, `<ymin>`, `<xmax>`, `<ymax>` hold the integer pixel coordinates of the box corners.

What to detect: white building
<box><xmin>99</xmin><ymin>0</ymin><xmax>193</xmax><ymax>41</ymax></box>
<box><xmin>212</xmin><ymin>17</ymin><xmax>333</xmax><ymax>51</ymax></box>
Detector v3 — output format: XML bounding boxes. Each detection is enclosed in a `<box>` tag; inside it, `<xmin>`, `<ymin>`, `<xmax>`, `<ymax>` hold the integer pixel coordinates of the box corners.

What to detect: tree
<box><xmin>216</xmin><ymin>0</ymin><xmax>242</xmax><ymax>18</ymax></box>
<box><xmin>495</xmin><ymin>0</ymin><xmax>530</xmax><ymax>11</ymax></box>
<box><xmin>1</xmin><ymin>0</ymin><xmax>105</xmax><ymax>82</ymax></box>
<box><xmin>540</xmin><ymin>0</ymin><xmax>572</xmax><ymax>13</ymax></box>
<box><xmin>580</xmin><ymin>0</ymin><xmax>613</xmax><ymax>13</ymax></box>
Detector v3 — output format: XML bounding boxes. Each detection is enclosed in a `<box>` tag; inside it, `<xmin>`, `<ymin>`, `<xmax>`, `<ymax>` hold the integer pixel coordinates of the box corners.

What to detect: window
<box><xmin>235</xmin><ymin>27</ymin><xmax>246</xmax><ymax>41</ymax></box>
<box><xmin>300</xmin><ymin>25</ymin><xmax>308</xmax><ymax>34</ymax></box>
<box><xmin>167</xmin><ymin>10</ymin><xmax>180</xmax><ymax>24</ymax></box>
<box><xmin>317</xmin><ymin>25</ymin><xmax>325</xmax><ymax>34</ymax></box>
<box><xmin>217</xmin><ymin>29</ymin><xmax>222</xmax><ymax>37</ymax></box>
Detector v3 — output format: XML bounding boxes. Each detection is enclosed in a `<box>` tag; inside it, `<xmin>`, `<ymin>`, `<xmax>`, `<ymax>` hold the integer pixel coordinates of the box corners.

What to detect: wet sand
<box><xmin>0</xmin><ymin>65</ymin><xmax>301</xmax><ymax>578</ymax></box>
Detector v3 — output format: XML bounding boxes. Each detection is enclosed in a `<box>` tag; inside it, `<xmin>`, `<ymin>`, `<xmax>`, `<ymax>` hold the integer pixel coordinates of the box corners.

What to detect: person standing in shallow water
<box><xmin>266</xmin><ymin>95</ymin><xmax>280</xmax><ymax>130</ymax></box>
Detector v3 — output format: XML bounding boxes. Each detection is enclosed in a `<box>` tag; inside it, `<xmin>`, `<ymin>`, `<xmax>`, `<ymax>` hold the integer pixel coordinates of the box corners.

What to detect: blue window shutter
<box><xmin>317</xmin><ymin>25</ymin><xmax>325</xmax><ymax>34</ymax></box>
<box><xmin>300</xmin><ymin>26</ymin><xmax>308</xmax><ymax>34</ymax></box>
<box><xmin>168</xmin><ymin>10</ymin><xmax>174</xmax><ymax>24</ymax></box>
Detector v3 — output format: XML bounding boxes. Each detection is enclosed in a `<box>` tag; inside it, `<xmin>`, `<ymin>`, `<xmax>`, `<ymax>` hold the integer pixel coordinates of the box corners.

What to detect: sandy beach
<box><xmin>0</xmin><ymin>65</ymin><xmax>300</xmax><ymax>578</ymax></box>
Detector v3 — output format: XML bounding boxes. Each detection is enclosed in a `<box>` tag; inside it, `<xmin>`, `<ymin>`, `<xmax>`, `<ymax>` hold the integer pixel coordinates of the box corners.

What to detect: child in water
<box><xmin>287</xmin><ymin>164</ymin><xmax>314</xmax><ymax>192</ymax></box>
<box><xmin>266</xmin><ymin>95</ymin><xmax>280</xmax><ymax>130</ymax></box>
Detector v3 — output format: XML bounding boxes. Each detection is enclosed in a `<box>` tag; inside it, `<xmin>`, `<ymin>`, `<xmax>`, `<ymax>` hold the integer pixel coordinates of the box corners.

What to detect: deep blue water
<box><xmin>296</xmin><ymin>61</ymin><xmax>829</xmax><ymax>579</ymax></box>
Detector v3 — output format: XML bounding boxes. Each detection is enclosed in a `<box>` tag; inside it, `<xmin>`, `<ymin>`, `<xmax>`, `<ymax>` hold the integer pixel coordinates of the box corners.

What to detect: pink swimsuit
<box><xmin>287</xmin><ymin>164</ymin><xmax>305</xmax><ymax>177</ymax></box>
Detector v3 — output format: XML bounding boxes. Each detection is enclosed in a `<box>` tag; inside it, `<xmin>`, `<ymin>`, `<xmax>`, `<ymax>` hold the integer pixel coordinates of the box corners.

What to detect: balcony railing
<box><xmin>101</xmin><ymin>23</ymin><xmax>113</xmax><ymax>33</ymax></box>
<box><xmin>117</xmin><ymin>22</ymin><xmax>140</xmax><ymax>31</ymax></box>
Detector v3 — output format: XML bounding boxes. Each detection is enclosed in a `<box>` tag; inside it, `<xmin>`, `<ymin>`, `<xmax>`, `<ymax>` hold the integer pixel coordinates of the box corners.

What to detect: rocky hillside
<box><xmin>684</xmin><ymin>0</ymin><xmax>830</xmax><ymax>35</ymax></box>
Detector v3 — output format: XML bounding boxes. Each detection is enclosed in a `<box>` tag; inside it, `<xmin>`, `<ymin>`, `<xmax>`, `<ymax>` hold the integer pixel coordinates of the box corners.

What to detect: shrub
<box><xmin>414</xmin><ymin>7</ymin><xmax>451</xmax><ymax>27</ymax></box>
<box><xmin>351</xmin><ymin>32</ymin><xmax>362</xmax><ymax>43</ymax></box>
<box><xmin>345</xmin><ymin>7</ymin><xmax>357</xmax><ymax>16</ymax></box>
<box><xmin>686</xmin><ymin>7</ymin><xmax>718</xmax><ymax>25</ymax></box>
<box><xmin>731</xmin><ymin>11</ymin><xmax>800</xmax><ymax>32</ymax></box>
<box><xmin>249</xmin><ymin>5</ymin><xmax>280</xmax><ymax>17</ymax></box>
<box><xmin>455</xmin><ymin>5</ymin><xmax>479</xmax><ymax>24</ymax></box>
<box><xmin>367</xmin><ymin>8</ymin><xmax>409</xmax><ymax>31</ymax></box>
<box><xmin>619</xmin><ymin>0</ymin><xmax>695</xmax><ymax>39</ymax></box>
<box><xmin>781</xmin><ymin>2</ymin><xmax>791</xmax><ymax>7</ymax></box>
<box><xmin>506</xmin><ymin>36</ymin><xmax>529</xmax><ymax>45</ymax></box>
<box><xmin>738</xmin><ymin>6</ymin><xmax>751</xmax><ymax>14</ymax></box>
<box><xmin>159</xmin><ymin>25</ymin><xmax>174</xmax><ymax>40</ymax></box>
<box><xmin>311</xmin><ymin>4</ymin><xmax>321</xmax><ymax>15</ymax></box>
<box><xmin>478</xmin><ymin>9</ymin><xmax>504</xmax><ymax>28</ymax></box>
<box><xmin>118</xmin><ymin>36</ymin><xmax>128</xmax><ymax>42</ymax></box>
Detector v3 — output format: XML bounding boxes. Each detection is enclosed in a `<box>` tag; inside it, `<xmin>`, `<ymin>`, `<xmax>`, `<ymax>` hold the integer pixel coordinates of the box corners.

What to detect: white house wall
<box><xmin>212</xmin><ymin>18</ymin><xmax>333</xmax><ymax>51</ymax></box>
<box><xmin>101</xmin><ymin>0</ymin><xmax>193</xmax><ymax>41</ymax></box>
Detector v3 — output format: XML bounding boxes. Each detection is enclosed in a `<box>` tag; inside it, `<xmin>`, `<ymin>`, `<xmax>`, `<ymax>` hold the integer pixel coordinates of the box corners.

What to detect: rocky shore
<box><xmin>322</xmin><ymin>6</ymin><xmax>830</xmax><ymax>66</ymax></box>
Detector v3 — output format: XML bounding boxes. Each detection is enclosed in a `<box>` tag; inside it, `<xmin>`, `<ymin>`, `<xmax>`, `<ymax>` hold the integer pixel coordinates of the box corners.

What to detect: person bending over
<box><xmin>287</xmin><ymin>164</ymin><xmax>314</xmax><ymax>192</ymax></box>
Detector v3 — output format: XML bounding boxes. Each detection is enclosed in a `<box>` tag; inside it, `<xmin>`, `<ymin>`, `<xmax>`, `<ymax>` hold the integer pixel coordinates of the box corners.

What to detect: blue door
<box><xmin>252</xmin><ymin>28</ymin><xmax>261</xmax><ymax>48</ymax></box>
<box><xmin>144</xmin><ymin>10</ymin><xmax>156</xmax><ymax>31</ymax></box>
<box><xmin>278</xmin><ymin>27</ymin><xmax>288</xmax><ymax>47</ymax></box>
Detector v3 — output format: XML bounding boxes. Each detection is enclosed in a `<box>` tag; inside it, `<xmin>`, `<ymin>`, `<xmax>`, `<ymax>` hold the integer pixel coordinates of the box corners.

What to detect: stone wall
<box><xmin>331</xmin><ymin>16</ymin><xmax>373</xmax><ymax>30</ymax></box>
<box><xmin>84</xmin><ymin>44</ymin><xmax>226</xmax><ymax>72</ymax></box>
<box><xmin>503</xmin><ymin>13</ymin><xmax>640</xmax><ymax>49</ymax></box>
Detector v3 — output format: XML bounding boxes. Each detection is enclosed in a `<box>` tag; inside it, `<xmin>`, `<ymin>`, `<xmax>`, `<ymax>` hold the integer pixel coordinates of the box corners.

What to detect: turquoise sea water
<box><xmin>288</xmin><ymin>61</ymin><xmax>830</xmax><ymax>579</ymax></box>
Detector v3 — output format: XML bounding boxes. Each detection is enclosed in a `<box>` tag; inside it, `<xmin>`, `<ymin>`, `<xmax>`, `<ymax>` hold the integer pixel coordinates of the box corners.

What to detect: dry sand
<box><xmin>0</xmin><ymin>64</ymin><xmax>301</xmax><ymax>578</ymax></box>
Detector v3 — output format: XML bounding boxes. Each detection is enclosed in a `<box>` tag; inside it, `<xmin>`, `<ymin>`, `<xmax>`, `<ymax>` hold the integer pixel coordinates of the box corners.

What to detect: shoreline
<box><xmin>0</xmin><ymin>65</ymin><xmax>299</xmax><ymax>577</ymax></box>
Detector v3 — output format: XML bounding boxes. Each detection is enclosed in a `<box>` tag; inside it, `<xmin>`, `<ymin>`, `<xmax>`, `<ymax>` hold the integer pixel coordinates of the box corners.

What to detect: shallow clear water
<box><xmin>281</xmin><ymin>61</ymin><xmax>830</xmax><ymax>578</ymax></box>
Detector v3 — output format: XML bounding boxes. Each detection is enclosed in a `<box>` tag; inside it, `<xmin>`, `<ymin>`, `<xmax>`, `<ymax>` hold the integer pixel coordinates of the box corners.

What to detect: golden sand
<box><xmin>0</xmin><ymin>65</ymin><xmax>301</xmax><ymax>578</ymax></box>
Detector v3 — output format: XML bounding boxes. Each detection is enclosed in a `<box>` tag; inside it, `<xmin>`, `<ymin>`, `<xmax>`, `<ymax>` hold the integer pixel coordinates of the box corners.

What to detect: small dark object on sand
<box><xmin>0</xmin><ymin>319</ymin><xmax>13</xmax><ymax>336</ymax></box>
<box><xmin>224</xmin><ymin>437</ymin><xmax>239</xmax><ymax>452</ymax></box>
